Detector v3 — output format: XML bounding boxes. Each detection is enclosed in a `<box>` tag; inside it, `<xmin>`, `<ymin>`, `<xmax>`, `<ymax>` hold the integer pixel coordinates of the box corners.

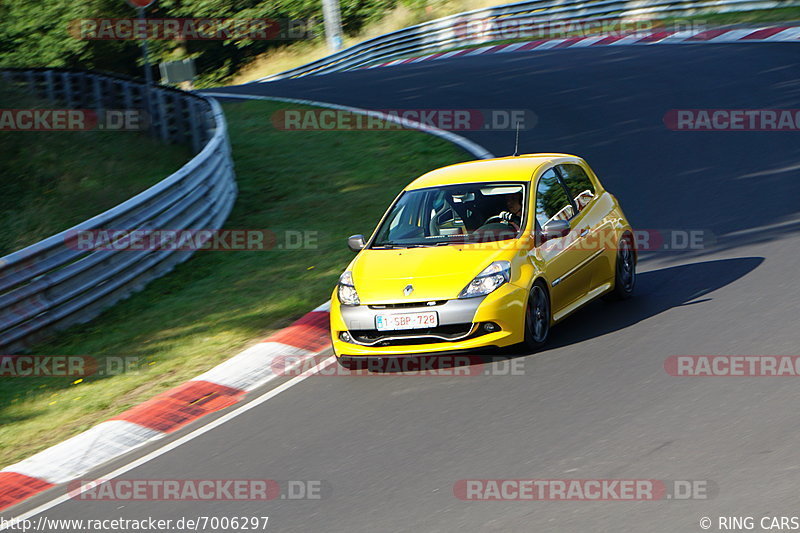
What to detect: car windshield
<box><xmin>371</xmin><ymin>182</ymin><xmax>527</xmax><ymax>248</ymax></box>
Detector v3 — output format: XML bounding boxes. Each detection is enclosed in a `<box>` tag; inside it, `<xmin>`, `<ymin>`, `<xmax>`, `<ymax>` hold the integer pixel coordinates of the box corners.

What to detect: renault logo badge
<box><xmin>404</xmin><ymin>284</ymin><xmax>414</xmax><ymax>296</ymax></box>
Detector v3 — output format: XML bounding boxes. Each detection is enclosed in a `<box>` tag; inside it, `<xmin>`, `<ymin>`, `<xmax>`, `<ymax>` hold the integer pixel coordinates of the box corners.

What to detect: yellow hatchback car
<box><xmin>330</xmin><ymin>153</ymin><xmax>636</xmax><ymax>363</ymax></box>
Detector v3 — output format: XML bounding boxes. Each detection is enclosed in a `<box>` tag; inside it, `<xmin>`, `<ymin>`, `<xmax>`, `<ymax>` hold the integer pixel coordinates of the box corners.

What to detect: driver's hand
<box><xmin>498</xmin><ymin>211</ymin><xmax>516</xmax><ymax>223</ymax></box>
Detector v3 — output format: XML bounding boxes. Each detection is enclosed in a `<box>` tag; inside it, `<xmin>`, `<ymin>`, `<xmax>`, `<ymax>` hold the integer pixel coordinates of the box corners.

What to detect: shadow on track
<box><xmin>541</xmin><ymin>256</ymin><xmax>764</xmax><ymax>352</ymax></box>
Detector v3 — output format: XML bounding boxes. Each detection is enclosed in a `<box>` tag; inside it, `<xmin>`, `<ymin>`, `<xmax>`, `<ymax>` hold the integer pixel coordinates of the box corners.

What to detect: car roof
<box><xmin>405</xmin><ymin>153</ymin><xmax>579</xmax><ymax>190</ymax></box>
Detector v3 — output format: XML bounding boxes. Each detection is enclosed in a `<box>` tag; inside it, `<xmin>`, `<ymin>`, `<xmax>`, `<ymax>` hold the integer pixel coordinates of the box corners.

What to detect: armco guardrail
<box><xmin>260</xmin><ymin>0</ymin><xmax>800</xmax><ymax>81</ymax></box>
<box><xmin>0</xmin><ymin>69</ymin><xmax>237</xmax><ymax>354</ymax></box>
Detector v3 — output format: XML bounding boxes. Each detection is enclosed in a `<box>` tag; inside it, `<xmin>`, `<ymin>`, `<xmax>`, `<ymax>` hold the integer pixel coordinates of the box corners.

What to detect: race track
<box><xmin>21</xmin><ymin>44</ymin><xmax>800</xmax><ymax>532</ymax></box>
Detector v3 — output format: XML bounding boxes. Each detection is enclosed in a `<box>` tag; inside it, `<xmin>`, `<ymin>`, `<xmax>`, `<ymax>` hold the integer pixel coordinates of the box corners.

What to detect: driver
<box><xmin>497</xmin><ymin>192</ymin><xmax>523</xmax><ymax>228</ymax></box>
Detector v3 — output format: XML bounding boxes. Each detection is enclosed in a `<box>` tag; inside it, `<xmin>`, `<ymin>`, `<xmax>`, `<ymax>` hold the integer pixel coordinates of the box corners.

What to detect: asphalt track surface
<box><xmin>20</xmin><ymin>44</ymin><xmax>800</xmax><ymax>532</ymax></box>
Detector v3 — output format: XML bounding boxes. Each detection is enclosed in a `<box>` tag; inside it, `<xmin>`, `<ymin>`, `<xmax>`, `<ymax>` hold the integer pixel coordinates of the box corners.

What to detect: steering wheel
<box><xmin>484</xmin><ymin>215</ymin><xmax>519</xmax><ymax>231</ymax></box>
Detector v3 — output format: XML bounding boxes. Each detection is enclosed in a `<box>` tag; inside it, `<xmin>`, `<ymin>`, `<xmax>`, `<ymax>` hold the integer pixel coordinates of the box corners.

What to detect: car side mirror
<box><xmin>541</xmin><ymin>220</ymin><xmax>570</xmax><ymax>243</ymax></box>
<box><xmin>347</xmin><ymin>234</ymin><xmax>366</xmax><ymax>252</ymax></box>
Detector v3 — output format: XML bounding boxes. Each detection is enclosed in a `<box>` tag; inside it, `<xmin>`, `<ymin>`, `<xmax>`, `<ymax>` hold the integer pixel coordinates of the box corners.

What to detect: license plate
<box><xmin>375</xmin><ymin>311</ymin><xmax>438</xmax><ymax>331</ymax></box>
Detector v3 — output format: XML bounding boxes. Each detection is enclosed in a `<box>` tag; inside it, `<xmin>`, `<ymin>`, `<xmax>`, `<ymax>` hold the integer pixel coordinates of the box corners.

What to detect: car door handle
<box><xmin>579</xmin><ymin>228</ymin><xmax>590</xmax><ymax>237</ymax></box>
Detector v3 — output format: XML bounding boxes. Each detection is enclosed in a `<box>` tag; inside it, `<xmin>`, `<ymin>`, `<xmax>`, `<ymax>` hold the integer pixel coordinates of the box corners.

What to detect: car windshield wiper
<box><xmin>371</xmin><ymin>242</ymin><xmax>426</xmax><ymax>249</ymax></box>
<box><xmin>373</xmin><ymin>239</ymin><xmax>468</xmax><ymax>248</ymax></box>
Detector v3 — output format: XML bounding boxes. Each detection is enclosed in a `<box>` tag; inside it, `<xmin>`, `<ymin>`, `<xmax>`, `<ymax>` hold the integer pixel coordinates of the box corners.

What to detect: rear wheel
<box><xmin>605</xmin><ymin>236</ymin><xmax>635</xmax><ymax>301</ymax></box>
<box><xmin>523</xmin><ymin>281</ymin><xmax>551</xmax><ymax>351</ymax></box>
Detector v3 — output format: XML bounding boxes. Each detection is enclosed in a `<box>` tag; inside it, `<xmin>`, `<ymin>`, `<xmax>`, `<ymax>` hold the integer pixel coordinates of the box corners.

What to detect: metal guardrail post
<box><xmin>157</xmin><ymin>89</ymin><xmax>170</xmax><ymax>141</ymax></box>
<box><xmin>122</xmin><ymin>81</ymin><xmax>134</xmax><ymax>118</ymax></box>
<box><xmin>188</xmin><ymin>99</ymin><xmax>202</xmax><ymax>155</ymax></box>
<box><xmin>44</xmin><ymin>70</ymin><xmax>55</xmax><ymax>101</ymax></box>
<box><xmin>62</xmin><ymin>72</ymin><xmax>74</xmax><ymax>108</ymax></box>
<box><xmin>91</xmin><ymin>74</ymin><xmax>104</xmax><ymax>122</ymax></box>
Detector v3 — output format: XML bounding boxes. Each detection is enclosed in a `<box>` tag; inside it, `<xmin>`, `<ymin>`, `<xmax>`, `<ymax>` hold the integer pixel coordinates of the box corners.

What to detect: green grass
<box><xmin>0</xmin><ymin>99</ymin><xmax>469</xmax><ymax>469</ymax></box>
<box><xmin>0</xmin><ymin>83</ymin><xmax>192</xmax><ymax>256</ymax></box>
<box><xmin>678</xmin><ymin>6</ymin><xmax>800</xmax><ymax>26</ymax></box>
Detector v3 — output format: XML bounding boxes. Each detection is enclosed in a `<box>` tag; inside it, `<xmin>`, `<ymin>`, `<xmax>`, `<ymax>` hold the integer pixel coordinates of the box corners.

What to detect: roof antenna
<box><xmin>512</xmin><ymin>121</ymin><xmax>521</xmax><ymax>157</ymax></box>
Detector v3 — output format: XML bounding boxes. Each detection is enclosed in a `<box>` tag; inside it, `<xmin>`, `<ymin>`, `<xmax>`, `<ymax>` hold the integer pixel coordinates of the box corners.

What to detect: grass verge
<box><xmin>0</xmin><ymin>98</ymin><xmax>469</xmax><ymax>469</ymax></box>
<box><xmin>0</xmin><ymin>83</ymin><xmax>191</xmax><ymax>256</ymax></box>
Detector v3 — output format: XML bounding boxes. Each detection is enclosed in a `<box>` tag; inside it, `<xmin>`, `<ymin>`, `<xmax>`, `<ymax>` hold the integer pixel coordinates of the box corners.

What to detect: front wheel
<box><xmin>523</xmin><ymin>282</ymin><xmax>551</xmax><ymax>351</ymax></box>
<box><xmin>605</xmin><ymin>236</ymin><xmax>635</xmax><ymax>301</ymax></box>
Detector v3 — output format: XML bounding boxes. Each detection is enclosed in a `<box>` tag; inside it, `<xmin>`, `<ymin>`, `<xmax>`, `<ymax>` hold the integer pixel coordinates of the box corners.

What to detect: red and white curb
<box><xmin>362</xmin><ymin>25</ymin><xmax>800</xmax><ymax>71</ymax></box>
<box><xmin>0</xmin><ymin>90</ymin><xmax>497</xmax><ymax>514</ymax></box>
<box><xmin>0</xmin><ymin>302</ymin><xmax>332</xmax><ymax>511</ymax></box>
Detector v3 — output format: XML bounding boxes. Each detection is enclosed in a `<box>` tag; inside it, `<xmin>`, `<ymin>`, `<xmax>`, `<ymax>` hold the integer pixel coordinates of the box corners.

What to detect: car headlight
<box><xmin>337</xmin><ymin>271</ymin><xmax>360</xmax><ymax>306</ymax></box>
<box><xmin>458</xmin><ymin>261</ymin><xmax>511</xmax><ymax>299</ymax></box>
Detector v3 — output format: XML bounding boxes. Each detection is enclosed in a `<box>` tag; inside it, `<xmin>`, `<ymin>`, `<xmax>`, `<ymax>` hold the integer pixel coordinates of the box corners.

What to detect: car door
<box><xmin>555</xmin><ymin>162</ymin><xmax>614</xmax><ymax>294</ymax></box>
<box><xmin>531</xmin><ymin>167</ymin><xmax>589</xmax><ymax>315</ymax></box>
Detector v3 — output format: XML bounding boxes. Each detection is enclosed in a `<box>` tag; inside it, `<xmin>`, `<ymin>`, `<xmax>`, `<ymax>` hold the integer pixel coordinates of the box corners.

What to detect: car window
<box><xmin>383</xmin><ymin>193</ymin><xmax>425</xmax><ymax>242</ymax></box>
<box><xmin>535</xmin><ymin>169</ymin><xmax>573</xmax><ymax>227</ymax></box>
<box><xmin>558</xmin><ymin>164</ymin><xmax>596</xmax><ymax>212</ymax></box>
<box><xmin>428</xmin><ymin>189</ymin><xmax>468</xmax><ymax>236</ymax></box>
<box><xmin>372</xmin><ymin>182</ymin><xmax>527</xmax><ymax>247</ymax></box>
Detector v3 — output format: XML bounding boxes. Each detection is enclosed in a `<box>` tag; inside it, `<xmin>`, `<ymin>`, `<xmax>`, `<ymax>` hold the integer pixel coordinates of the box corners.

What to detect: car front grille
<box><xmin>347</xmin><ymin>323</ymin><xmax>482</xmax><ymax>347</ymax></box>
<box><xmin>368</xmin><ymin>301</ymin><xmax>447</xmax><ymax>310</ymax></box>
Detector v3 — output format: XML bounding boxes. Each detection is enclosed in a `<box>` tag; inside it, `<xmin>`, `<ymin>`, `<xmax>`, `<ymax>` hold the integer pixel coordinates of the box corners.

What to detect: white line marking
<box><xmin>656</xmin><ymin>30</ymin><xmax>702</xmax><ymax>43</ymax></box>
<box><xmin>2</xmin><ymin>421</ymin><xmax>163</xmax><ymax>485</ymax></box>
<box><xmin>436</xmin><ymin>50</ymin><xmax>465</xmax><ymax>60</ymax></box>
<box><xmin>314</xmin><ymin>301</ymin><xmax>332</xmax><ymax>312</ymax></box>
<box><xmin>463</xmin><ymin>45</ymin><xmax>496</xmax><ymax>56</ymax></box>
<box><xmin>0</xmin><ymin>356</ymin><xmax>336</xmax><ymax>528</ymax></box>
<box><xmin>608</xmin><ymin>34</ymin><xmax>651</xmax><ymax>46</ymax></box>
<box><xmin>408</xmin><ymin>55</ymin><xmax>433</xmax><ymax>63</ymax></box>
<box><xmin>764</xmin><ymin>27</ymin><xmax>800</xmax><ymax>41</ymax></box>
<box><xmin>194</xmin><ymin>342</ymin><xmax>313</xmax><ymax>391</ymax></box>
<box><xmin>568</xmin><ymin>36</ymin><xmax>606</xmax><ymax>48</ymax></box>
<box><xmin>201</xmin><ymin>92</ymin><xmax>495</xmax><ymax>160</ymax></box>
<box><xmin>530</xmin><ymin>39</ymin><xmax>566</xmax><ymax>50</ymax></box>
<box><xmin>710</xmin><ymin>28</ymin><xmax>761</xmax><ymax>42</ymax></box>
<box><xmin>497</xmin><ymin>42</ymin><xmax>528</xmax><ymax>53</ymax></box>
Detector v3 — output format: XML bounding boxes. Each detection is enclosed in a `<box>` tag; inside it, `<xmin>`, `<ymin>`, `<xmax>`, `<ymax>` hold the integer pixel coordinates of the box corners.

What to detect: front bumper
<box><xmin>330</xmin><ymin>283</ymin><xmax>528</xmax><ymax>357</ymax></box>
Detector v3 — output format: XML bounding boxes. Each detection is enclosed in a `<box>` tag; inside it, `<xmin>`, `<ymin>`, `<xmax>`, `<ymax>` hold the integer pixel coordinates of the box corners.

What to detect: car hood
<box><xmin>350</xmin><ymin>244</ymin><xmax>510</xmax><ymax>303</ymax></box>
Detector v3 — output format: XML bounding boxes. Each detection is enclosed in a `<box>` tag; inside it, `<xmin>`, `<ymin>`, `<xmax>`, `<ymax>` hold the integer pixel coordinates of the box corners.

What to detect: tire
<box><xmin>604</xmin><ymin>235</ymin><xmax>636</xmax><ymax>301</ymax></box>
<box><xmin>523</xmin><ymin>281</ymin><xmax>551</xmax><ymax>351</ymax></box>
